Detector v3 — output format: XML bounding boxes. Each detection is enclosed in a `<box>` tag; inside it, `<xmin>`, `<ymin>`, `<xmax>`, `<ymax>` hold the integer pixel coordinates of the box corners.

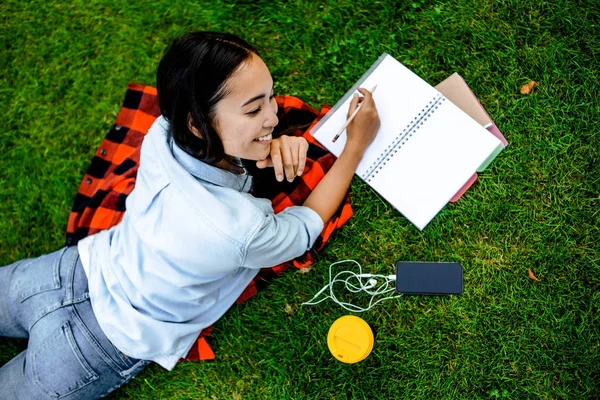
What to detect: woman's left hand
<box><xmin>256</xmin><ymin>135</ymin><xmax>308</xmax><ymax>182</ymax></box>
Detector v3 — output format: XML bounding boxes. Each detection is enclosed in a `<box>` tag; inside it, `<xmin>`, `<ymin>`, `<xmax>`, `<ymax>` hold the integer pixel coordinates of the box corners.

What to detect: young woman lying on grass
<box><xmin>0</xmin><ymin>31</ymin><xmax>380</xmax><ymax>399</ymax></box>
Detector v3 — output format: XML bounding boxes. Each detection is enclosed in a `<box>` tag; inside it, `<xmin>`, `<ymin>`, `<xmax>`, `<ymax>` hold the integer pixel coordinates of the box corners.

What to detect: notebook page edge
<box><xmin>356</xmin><ymin>173</ymin><xmax>429</xmax><ymax>231</ymax></box>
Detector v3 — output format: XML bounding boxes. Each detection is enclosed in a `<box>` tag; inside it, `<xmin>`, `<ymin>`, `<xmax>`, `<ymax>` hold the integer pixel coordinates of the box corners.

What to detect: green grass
<box><xmin>1</xmin><ymin>0</ymin><xmax>599</xmax><ymax>398</ymax></box>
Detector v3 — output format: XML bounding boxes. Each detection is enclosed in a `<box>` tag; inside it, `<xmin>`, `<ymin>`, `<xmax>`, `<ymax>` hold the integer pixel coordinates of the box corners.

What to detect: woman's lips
<box><xmin>254</xmin><ymin>132</ymin><xmax>273</xmax><ymax>143</ymax></box>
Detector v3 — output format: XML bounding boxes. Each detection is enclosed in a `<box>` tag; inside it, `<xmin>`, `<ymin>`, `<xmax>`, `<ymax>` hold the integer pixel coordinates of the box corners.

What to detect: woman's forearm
<box><xmin>304</xmin><ymin>87</ymin><xmax>379</xmax><ymax>223</ymax></box>
<box><xmin>303</xmin><ymin>146</ymin><xmax>365</xmax><ymax>223</ymax></box>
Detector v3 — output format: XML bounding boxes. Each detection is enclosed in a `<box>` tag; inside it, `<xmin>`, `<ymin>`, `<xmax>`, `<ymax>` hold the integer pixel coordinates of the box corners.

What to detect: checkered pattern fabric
<box><xmin>66</xmin><ymin>84</ymin><xmax>353</xmax><ymax>361</ymax></box>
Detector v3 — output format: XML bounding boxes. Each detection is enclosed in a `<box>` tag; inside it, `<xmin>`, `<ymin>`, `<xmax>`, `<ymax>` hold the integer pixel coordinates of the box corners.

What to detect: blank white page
<box><xmin>369</xmin><ymin>98</ymin><xmax>502</xmax><ymax>230</ymax></box>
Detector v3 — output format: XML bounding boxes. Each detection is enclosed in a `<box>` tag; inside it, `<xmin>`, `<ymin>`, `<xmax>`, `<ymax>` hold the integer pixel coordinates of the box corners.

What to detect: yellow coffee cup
<box><xmin>327</xmin><ymin>315</ymin><xmax>374</xmax><ymax>364</ymax></box>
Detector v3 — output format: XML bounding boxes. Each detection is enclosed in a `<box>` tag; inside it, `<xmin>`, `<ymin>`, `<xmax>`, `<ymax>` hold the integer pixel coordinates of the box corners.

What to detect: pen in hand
<box><xmin>332</xmin><ymin>85</ymin><xmax>378</xmax><ymax>143</ymax></box>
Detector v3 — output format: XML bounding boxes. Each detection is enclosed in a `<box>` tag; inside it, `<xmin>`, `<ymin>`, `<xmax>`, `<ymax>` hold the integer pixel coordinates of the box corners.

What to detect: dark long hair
<box><xmin>156</xmin><ymin>32</ymin><xmax>258</xmax><ymax>164</ymax></box>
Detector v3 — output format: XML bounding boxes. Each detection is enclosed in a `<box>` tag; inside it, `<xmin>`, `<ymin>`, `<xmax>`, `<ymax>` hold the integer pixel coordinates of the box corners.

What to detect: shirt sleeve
<box><xmin>243</xmin><ymin>205</ymin><xmax>324</xmax><ymax>269</ymax></box>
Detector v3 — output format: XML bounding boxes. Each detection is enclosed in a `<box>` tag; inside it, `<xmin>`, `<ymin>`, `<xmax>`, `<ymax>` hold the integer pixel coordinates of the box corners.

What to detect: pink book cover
<box><xmin>434</xmin><ymin>73</ymin><xmax>507</xmax><ymax>202</ymax></box>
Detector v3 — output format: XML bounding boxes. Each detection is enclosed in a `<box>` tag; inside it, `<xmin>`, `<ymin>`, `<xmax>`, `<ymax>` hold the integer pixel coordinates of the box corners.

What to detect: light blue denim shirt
<box><xmin>78</xmin><ymin>116</ymin><xmax>324</xmax><ymax>370</ymax></box>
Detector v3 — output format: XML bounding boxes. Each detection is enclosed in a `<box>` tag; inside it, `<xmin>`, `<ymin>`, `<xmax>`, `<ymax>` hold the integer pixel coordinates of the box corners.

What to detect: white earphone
<box><xmin>301</xmin><ymin>260</ymin><xmax>402</xmax><ymax>312</ymax></box>
<box><xmin>365</xmin><ymin>278</ymin><xmax>378</xmax><ymax>289</ymax></box>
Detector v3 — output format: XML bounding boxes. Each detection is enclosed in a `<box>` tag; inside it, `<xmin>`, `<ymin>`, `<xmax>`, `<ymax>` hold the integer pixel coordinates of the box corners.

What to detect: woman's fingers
<box><xmin>356</xmin><ymin>87</ymin><xmax>374</xmax><ymax>109</ymax></box>
<box><xmin>343</xmin><ymin>87</ymin><xmax>380</xmax><ymax>155</ymax></box>
<box><xmin>266</xmin><ymin>136</ymin><xmax>309</xmax><ymax>182</ymax></box>
<box><xmin>290</xmin><ymin>143</ymin><xmax>299</xmax><ymax>179</ymax></box>
<box><xmin>296</xmin><ymin>138</ymin><xmax>308</xmax><ymax>176</ymax></box>
<box><xmin>347</xmin><ymin>92</ymin><xmax>361</xmax><ymax>118</ymax></box>
<box><xmin>270</xmin><ymin>140</ymin><xmax>285</xmax><ymax>181</ymax></box>
<box><xmin>356</xmin><ymin>87</ymin><xmax>373</xmax><ymax>97</ymax></box>
<box><xmin>255</xmin><ymin>158</ymin><xmax>272</xmax><ymax>169</ymax></box>
<box><xmin>278</xmin><ymin>136</ymin><xmax>298</xmax><ymax>181</ymax></box>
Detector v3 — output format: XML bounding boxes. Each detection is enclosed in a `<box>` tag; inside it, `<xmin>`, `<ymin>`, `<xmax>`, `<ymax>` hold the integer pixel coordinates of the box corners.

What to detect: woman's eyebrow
<box><xmin>241</xmin><ymin>94</ymin><xmax>265</xmax><ymax>108</ymax></box>
<box><xmin>241</xmin><ymin>84</ymin><xmax>275</xmax><ymax>108</ymax></box>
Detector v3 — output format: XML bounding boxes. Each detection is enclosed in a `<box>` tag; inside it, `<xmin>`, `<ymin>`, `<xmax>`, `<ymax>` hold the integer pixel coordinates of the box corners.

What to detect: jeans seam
<box><xmin>63</xmin><ymin>321</ymin><xmax>99</xmax><ymax>378</ymax></box>
<box><xmin>70</xmin><ymin>305</ymin><xmax>126</xmax><ymax>374</ymax></box>
<box><xmin>65</xmin><ymin>247</ymin><xmax>77</xmax><ymax>302</ymax></box>
<box><xmin>18</xmin><ymin>248</ymin><xmax>65</xmax><ymax>302</ymax></box>
<box><xmin>106</xmin><ymin>336</ymin><xmax>132</xmax><ymax>367</ymax></box>
<box><xmin>27</xmin><ymin>292</ymin><xmax>89</xmax><ymax>333</ymax></box>
<box><xmin>53</xmin><ymin>247</ymin><xmax>66</xmax><ymax>288</ymax></box>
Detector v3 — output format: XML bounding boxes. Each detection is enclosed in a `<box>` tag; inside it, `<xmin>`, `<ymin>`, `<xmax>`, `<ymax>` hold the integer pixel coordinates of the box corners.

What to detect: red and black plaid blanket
<box><xmin>66</xmin><ymin>84</ymin><xmax>353</xmax><ymax>361</ymax></box>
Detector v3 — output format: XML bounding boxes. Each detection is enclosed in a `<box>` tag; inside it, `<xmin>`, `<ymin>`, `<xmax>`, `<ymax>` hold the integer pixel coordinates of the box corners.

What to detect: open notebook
<box><xmin>310</xmin><ymin>53</ymin><xmax>505</xmax><ymax>230</ymax></box>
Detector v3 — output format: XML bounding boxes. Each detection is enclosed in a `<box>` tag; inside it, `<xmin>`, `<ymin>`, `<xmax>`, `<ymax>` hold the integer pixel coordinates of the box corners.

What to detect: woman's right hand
<box><xmin>343</xmin><ymin>87</ymin><xmax>380</xmax><ymax>156</ymax></box>
<box><xmin>302</xmin><ymin>87</ymin><xmax>380</xmax><ymax>223</ymax></box>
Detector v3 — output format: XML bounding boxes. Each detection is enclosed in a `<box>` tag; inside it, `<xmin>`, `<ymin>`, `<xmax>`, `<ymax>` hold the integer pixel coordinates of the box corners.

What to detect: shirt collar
<box><xmin>170</xmin><ymin>140</ymin><xmax>253</xmax><ymax>193</ymax></box>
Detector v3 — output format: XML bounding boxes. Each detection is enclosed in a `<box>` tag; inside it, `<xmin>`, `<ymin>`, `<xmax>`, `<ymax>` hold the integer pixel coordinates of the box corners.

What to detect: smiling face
<box><xmin>211</xmin><ymin>53</ymin><xmax>279</xmax><ymax>162</ymax></box>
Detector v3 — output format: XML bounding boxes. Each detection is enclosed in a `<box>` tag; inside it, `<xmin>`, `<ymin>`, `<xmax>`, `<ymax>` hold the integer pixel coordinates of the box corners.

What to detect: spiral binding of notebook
<box><xmin>362</xmin><ymin>94</ymin><xmax>446</xmax><ymax>183</ymax></box>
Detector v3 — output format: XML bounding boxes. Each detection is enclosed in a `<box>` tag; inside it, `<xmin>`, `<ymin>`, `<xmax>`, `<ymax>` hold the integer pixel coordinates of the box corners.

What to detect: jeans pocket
<box><xmin>16</xmin><ymin>248</ymin><xmax>64</xmax><ymax>302</ymax></box>
<box><xmin>29</xmin><ymin>321</ymin><xmax>99</xmax><ymax>398</ymax></box>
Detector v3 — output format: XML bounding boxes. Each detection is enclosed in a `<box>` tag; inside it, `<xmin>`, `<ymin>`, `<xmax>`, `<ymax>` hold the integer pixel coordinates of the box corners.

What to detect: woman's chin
<box><xmin>256</xmin><ymin>150</ymin><xmax>271</xmax><ymax>161</ymax></box>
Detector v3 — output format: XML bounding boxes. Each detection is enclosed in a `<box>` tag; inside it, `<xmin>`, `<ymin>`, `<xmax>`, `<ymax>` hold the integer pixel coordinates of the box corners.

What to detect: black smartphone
<box><xmin>395</xmin><ymin>262</ymin><xmax>463</xmax><ymax>295</ymax></box>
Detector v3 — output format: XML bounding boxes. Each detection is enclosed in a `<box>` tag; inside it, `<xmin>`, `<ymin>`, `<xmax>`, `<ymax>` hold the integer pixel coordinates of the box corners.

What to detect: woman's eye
<box><xmin>247</xmin><ymin>94</ymin><xmax>275</xmax><ymax>116</ymax></box>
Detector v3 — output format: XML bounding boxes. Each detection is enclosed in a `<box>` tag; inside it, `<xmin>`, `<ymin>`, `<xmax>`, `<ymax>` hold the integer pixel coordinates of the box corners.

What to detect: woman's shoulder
<box><xmin>150</xmin><ymin>179</ymin><xmax>268</xmax><ymax>248</ymax></box>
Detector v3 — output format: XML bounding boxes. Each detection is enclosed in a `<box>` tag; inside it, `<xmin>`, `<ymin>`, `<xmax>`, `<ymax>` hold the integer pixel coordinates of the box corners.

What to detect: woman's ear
<box><xmin>187</xmin><ymin>113</ymin><xmax>203</xmax><ymax>139</ymax></box>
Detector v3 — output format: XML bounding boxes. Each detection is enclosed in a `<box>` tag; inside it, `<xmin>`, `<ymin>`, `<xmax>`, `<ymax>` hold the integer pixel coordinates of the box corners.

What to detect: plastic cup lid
<box><xmin>327</xmin><ymin>315</ymin><xmax>374</xmax><ymax>364</ymax></box>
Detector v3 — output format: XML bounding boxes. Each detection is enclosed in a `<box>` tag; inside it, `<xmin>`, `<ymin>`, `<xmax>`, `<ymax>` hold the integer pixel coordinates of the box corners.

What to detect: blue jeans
<box><xmin>0</xmin><ymin>246</ymin><xmax>150</xmax><ymax>399</ymax></box>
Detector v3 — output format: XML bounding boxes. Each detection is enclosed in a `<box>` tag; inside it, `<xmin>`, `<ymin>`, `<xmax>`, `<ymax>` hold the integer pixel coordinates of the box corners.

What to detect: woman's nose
<box><xmin>265</xmin><ymin>103</ymin><xmax>279</xmax><ymax>128</ymax></box>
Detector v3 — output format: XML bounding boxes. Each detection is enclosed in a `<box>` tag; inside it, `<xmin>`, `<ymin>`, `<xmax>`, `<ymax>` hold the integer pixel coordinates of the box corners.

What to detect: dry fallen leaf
<box><xmin>527</xmin><ymin>267</ymin><xmax>542</xmax><ymax>282</ymax></box>
<box><xmin>520</xmin><ymin>81</ymin><xmax>539</xmax><ymax>95</ymax></box>
<box><xmin>285</xmin><ymin>304</ymin><xmax>294</xmax><ymax>314</ymax></box>
<box><xmin>298</xmin><ymin>266</ymin><xmax>312</xmax><ymax>274</ymax></box>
